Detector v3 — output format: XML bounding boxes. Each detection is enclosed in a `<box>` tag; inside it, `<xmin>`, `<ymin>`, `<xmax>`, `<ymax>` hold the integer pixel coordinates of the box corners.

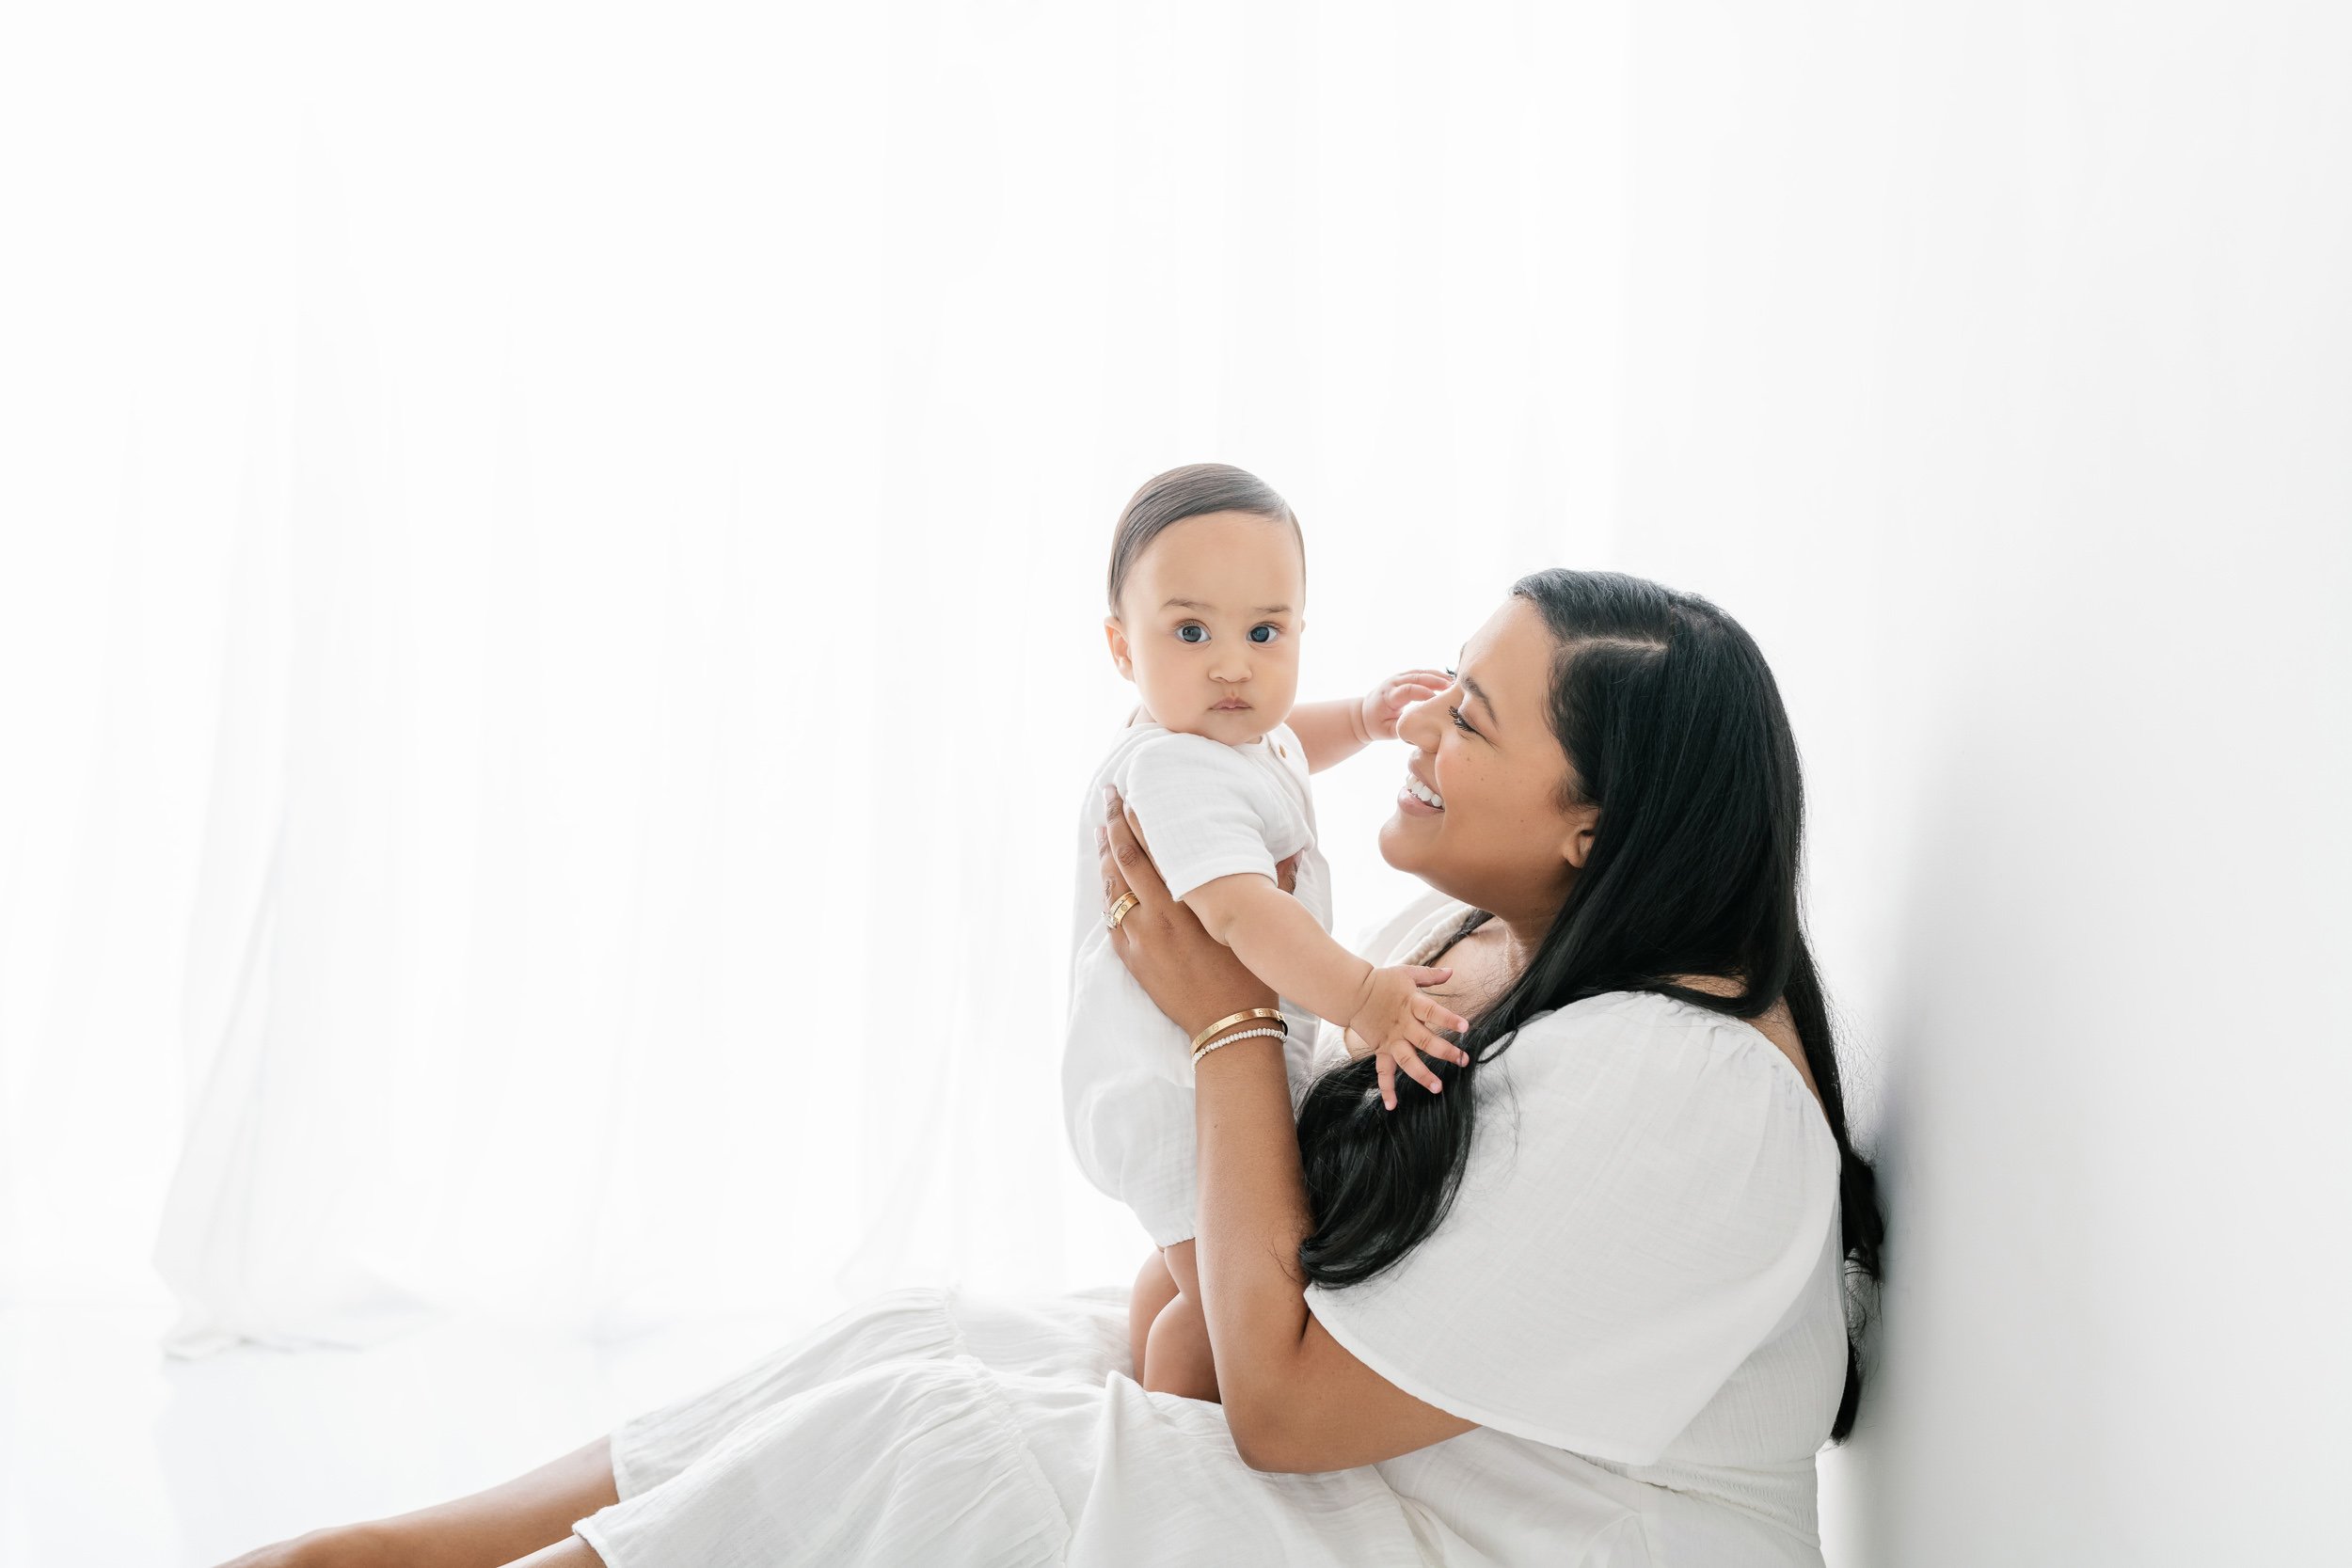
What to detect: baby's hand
<box><xmin>1342</xmin><ymin>964</ymin><xmax>1471</xmax><ymax>1112</ymax></box>
<box><xmin>1359</xmin><ymin>668</ymin><xmax>1454</xmax><ymax>743</ymax></box>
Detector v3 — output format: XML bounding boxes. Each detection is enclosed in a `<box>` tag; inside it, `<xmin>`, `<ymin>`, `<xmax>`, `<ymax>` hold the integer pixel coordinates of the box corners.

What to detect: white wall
<box><xmin>1594</xmin><ymin>6</ymin><xmax>2351</xmax><ymax>1562</ymax></box>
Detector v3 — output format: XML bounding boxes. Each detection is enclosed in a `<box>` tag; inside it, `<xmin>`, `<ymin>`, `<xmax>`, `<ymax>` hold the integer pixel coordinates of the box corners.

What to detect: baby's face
<box><xmin>1106</xmin><ymin>510</ymin><xmax>1304</xmax><ymax>745</ymax></box>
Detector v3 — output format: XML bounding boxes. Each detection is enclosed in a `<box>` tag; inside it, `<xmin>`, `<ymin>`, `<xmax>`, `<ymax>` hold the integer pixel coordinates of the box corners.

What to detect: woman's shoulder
<box><xmin>1495</xmin><ymin>990</ymin><xmax>1830</xmax><ymax>1147</ymax></box>
<box><xmin>1510</xmin><ymin>986</ymin><xmax>1775</xmax><ymax>1050</ymax></box>
<box><xmin>1304</xmin><ymin>988</ymin><xmax>1843</xmax><ymax>1465</ymax></box>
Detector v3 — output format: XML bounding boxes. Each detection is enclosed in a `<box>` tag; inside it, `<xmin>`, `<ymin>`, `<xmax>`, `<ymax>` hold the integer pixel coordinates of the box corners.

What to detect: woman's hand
<box><xmin>1098</xmin><ymin>784</ymin><xmax>1297</xmax><ymax>1041</ymax></box>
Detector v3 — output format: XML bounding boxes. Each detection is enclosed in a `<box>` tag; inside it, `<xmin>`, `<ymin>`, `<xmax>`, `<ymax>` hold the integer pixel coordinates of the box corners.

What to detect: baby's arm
<box><xmin>1287</xmin><ymin>670</ymin><xmax>1454</xmax><ymax>772</ymax></box>
<box><xmin>1284</xmin><ymin>699</ymin><xmax>1374</xmax><ymax>774</ymax></box>
<box><xmin>1185</xmin><ymin>872</ymin><xmax>1375</xmax><ymax>1026</ymax></box>
<box><xmin>1184</xmin><ymin>874</ymin><xmax>1469</xmax><ymax>1067</ymax></box>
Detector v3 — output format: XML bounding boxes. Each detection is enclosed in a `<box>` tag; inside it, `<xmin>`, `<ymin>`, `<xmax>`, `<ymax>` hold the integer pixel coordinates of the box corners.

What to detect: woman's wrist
<box><xmin>1178</xmin><ymin>990</ymin><xmax>1279</xmax><ymax>1041</ymax></box>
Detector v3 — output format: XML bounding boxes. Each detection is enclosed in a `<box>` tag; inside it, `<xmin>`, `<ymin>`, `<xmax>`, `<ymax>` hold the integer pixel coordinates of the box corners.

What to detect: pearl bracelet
<box><xmin>1191</xmin><ymin>1025</ymin><xmax>1287</xmax><ymax>1065</ymax></box>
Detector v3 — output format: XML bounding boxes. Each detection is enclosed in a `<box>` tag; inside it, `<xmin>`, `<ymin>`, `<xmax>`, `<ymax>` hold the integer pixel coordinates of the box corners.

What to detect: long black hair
<box><xmin>1294</xmin><ymin>568</ymin><xmax>1886</xmax><ymax>1444</ymax></box>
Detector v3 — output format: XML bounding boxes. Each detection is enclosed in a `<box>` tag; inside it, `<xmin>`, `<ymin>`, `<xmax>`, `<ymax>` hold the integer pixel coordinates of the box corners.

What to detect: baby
<box><xmin>1063</xmin><ymin>462</ymin><xmax>1469</xmax><ymax>1404</ymax></box>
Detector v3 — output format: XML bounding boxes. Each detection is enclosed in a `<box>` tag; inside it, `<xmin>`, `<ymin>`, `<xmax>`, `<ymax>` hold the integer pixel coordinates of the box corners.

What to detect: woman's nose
<box><xmin>1395</xmin><ymin>690</ymin><xmax>1439</xmax><ymax>744</ymax></box>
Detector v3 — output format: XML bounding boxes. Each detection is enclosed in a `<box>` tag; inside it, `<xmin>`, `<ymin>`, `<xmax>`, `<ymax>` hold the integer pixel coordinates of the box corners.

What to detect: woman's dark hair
<box><xmin>1294</xmin><ymin>568</ymin><xmax>1886</xmax><ymax>1445</ymax></box>
<box><xmin>1106</xmin><ymin>462</ymin><xmax>1304</xmax><ymax>615</ymax></box>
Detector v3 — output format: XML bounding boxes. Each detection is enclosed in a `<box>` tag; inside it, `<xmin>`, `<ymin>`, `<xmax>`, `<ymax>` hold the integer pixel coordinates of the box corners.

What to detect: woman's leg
<box><xmin>210</xmin><ymin>1433</ymin><xmax>620</xmax><ymax>1568</ymax></box>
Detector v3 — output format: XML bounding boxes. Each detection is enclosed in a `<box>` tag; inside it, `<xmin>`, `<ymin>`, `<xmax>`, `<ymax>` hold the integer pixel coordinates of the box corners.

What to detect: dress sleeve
<box><xmin>1300</xmin><ymin>990</ymin><xmax>1841</xmax><ymax>1465</ymax></box>
<box><xmin>1111</xmin><ymin>733</ymin><xmax>1308</xmax><ymax>903</ymax></box>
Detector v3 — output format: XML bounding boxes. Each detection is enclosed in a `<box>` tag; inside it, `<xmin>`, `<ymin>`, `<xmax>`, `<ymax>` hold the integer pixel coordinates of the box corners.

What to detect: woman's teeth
<box><xmin>1405</xmin><ymin>774</ymin><xmax>1443</xmax><ymax>809</ymax></box>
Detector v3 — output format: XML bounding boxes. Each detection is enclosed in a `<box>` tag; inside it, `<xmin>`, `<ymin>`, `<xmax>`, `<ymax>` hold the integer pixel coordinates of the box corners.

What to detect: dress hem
<box><xmin>574</xmin><ymin>1286</ymin><xmax>1078</xmax><ymax>1568</ymax></box>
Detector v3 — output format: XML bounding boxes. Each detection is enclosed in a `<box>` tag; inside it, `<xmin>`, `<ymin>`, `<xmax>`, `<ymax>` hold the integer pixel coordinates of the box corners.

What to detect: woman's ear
<box><xmin>1104</xmin><ymin>615</ymin><xmax>1135</xmax><ymax>681</ymax></box>
<box><xmin>1562</xmin><ymin>806</ymin><xmax>1599</xmax><ymax>870</ymax></box>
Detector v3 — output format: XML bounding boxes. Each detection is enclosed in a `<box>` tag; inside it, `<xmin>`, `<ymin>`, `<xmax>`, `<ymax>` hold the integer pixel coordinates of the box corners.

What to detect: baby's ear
<box><xmin>1104</xmin><ymin>615</ymin><xmax>1135</xmax><ymax>680</ymax></box>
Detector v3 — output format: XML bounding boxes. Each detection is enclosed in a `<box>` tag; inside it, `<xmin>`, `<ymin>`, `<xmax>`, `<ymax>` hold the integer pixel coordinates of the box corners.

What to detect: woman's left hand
<box><xmin>1098</xmin><ymin>784</ymin><xmax>1293</xmax><ymax>1041</ymax></box>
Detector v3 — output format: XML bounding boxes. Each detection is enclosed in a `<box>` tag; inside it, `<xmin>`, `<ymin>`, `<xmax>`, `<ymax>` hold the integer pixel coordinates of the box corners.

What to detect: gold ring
<box><xmin>1105</xmin><ymin>892</ymin><xmax>1139</xmax><ymax>930</ymax></box>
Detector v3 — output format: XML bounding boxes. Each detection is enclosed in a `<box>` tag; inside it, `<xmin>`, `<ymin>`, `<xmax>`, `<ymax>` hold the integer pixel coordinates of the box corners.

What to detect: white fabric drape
<box><xmin>0</xmin><ymin>1</ymin><xmax>1628</xmax><ymax>1354</ymax></box>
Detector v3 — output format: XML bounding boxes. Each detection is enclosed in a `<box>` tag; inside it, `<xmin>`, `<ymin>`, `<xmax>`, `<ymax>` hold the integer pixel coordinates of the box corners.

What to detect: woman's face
<box><xmin>1380</xmin><ymin>594</ymin><xmax>1596</xmax><ymax>926</ymax></box>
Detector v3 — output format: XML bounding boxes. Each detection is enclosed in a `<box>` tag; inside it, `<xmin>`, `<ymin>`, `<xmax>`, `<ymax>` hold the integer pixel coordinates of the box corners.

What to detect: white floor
<box><xmin>0</xmin><ymin>1298</ymin><xmax>825</xmax><ymax>1568</ymax></box>
<box><xmin>8</xmin><ymin>1298</ymin><xmax>1874</xmax><ymax>1567</ymax></box>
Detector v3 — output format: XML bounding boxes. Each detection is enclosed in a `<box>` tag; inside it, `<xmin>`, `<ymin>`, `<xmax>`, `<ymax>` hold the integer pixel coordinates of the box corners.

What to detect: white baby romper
<box><xmin>1060</xmin><ymin>714</ymin><xmax>1333</xmax><ymax>1247</ymax></box>
<box><xmin>571</xmin><ymin>888</ymin><xmax>1852</xmax><ymax>1568</ymax></box>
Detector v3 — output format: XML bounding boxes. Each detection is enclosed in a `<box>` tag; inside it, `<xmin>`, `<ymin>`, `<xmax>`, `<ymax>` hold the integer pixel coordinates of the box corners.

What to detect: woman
<box><xmin>224</xmin><ymin>568</ymin><xmax>1884</xmax><ymax>1568</ymax></box>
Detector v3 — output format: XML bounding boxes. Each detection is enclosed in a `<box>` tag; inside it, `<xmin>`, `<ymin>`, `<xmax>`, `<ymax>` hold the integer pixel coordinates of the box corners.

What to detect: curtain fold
<box><xmin>0</xmin><ymin>0</ymin><xmax>1629</xmax><ymax>1354</ymax></box>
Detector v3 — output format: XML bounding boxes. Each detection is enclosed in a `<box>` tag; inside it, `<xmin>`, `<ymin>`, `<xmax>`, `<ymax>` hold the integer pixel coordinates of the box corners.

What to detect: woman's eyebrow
<box><xmin>1460</xmin><ymin>673</ymin><xmax>1499</xmax><ymax>729</ymax></box>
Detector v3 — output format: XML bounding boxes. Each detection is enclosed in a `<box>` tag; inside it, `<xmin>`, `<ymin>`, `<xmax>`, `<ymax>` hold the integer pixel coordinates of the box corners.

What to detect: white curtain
<box><xmin>0</xmin><ymin>0</ymin><xmax>1629</xmax><ymax>1354</ymax></box>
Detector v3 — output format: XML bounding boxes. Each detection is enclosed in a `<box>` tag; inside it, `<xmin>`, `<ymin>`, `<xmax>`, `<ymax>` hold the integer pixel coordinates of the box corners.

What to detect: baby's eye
<box><xmin>1176</xmin><ymin>624</ymin><xmax>1208</xmax><ymax>644</ymax></box>
<box><xmin>1248</xmin><ymin>625</ymin><xmax>1279</xmax><ymax>645</ymax></box>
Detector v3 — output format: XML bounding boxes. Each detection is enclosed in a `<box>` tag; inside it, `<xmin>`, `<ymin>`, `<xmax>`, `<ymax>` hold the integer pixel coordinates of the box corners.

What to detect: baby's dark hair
<box><xmin>1105</xmin><ymin>463</ymin><xmax>1305</xmax><ymax>616</ymax></box>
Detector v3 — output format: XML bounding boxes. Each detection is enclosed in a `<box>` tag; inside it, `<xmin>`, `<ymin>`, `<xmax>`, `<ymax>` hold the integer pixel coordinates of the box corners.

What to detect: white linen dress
<box><xmin>571</xmin><ymin>889</ymin><xmax>1850</xmax><ymax>1568</ymax></box>
<box><xmin>1061</xmin><ymin>714</ymin><xmax>1334</xmax><ymax>1248</ymax></box>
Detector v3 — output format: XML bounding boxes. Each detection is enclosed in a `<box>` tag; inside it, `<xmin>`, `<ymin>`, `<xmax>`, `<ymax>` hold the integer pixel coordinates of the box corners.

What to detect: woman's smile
<box><xmin>1398</xmin><ymin>766</ymin><xmax>1444</xmax><ymax>814</ymax></box>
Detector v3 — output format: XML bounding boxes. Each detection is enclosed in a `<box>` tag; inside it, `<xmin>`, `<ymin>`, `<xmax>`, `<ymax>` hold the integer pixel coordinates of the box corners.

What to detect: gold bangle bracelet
<box><xmin>1187</xmin><ymin>1006</ymin><xmax>1284</xmax><ymax>1053</ymax></box>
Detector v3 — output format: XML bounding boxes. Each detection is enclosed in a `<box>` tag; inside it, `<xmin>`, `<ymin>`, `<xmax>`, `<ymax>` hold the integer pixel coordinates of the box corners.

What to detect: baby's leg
<box><xmin>1138</xmin><ymin>1239</ymin><xmax>1221</xmax><ymax>1403</ymax></box>
<box><xmin>1128</xmin><ymin>1247</ymin><xmax>1180</xmax><ymax>1381</ymax></box>
<box><xmin>1140</xmin><ymin>1287</ymin><xmax>1221</xmax><ymax>1402</ymax></box>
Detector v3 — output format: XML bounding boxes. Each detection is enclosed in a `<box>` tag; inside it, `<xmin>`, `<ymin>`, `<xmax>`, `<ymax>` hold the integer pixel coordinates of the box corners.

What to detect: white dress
<box><xmin>1060</xmin><ymin>715</ymin><xmax>1333</xmax><ymax>1247</ymax></box>
<box><xmin>572</xmin><ymin>890</ymin><xmax>1849</xmax><ymax>1568</ymax></box>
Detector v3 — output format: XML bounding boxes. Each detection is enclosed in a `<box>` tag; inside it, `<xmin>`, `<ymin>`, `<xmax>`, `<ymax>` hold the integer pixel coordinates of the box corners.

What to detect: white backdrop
<box><xmin>0</xmin><ymin>2</ymin><xmax>1629</xmax><ymax>1345</ymax></box>
<box><xmin>5</xmin><ymin>3</ymin><xmax>2348</xmax><ymax>1564</ymax></box>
